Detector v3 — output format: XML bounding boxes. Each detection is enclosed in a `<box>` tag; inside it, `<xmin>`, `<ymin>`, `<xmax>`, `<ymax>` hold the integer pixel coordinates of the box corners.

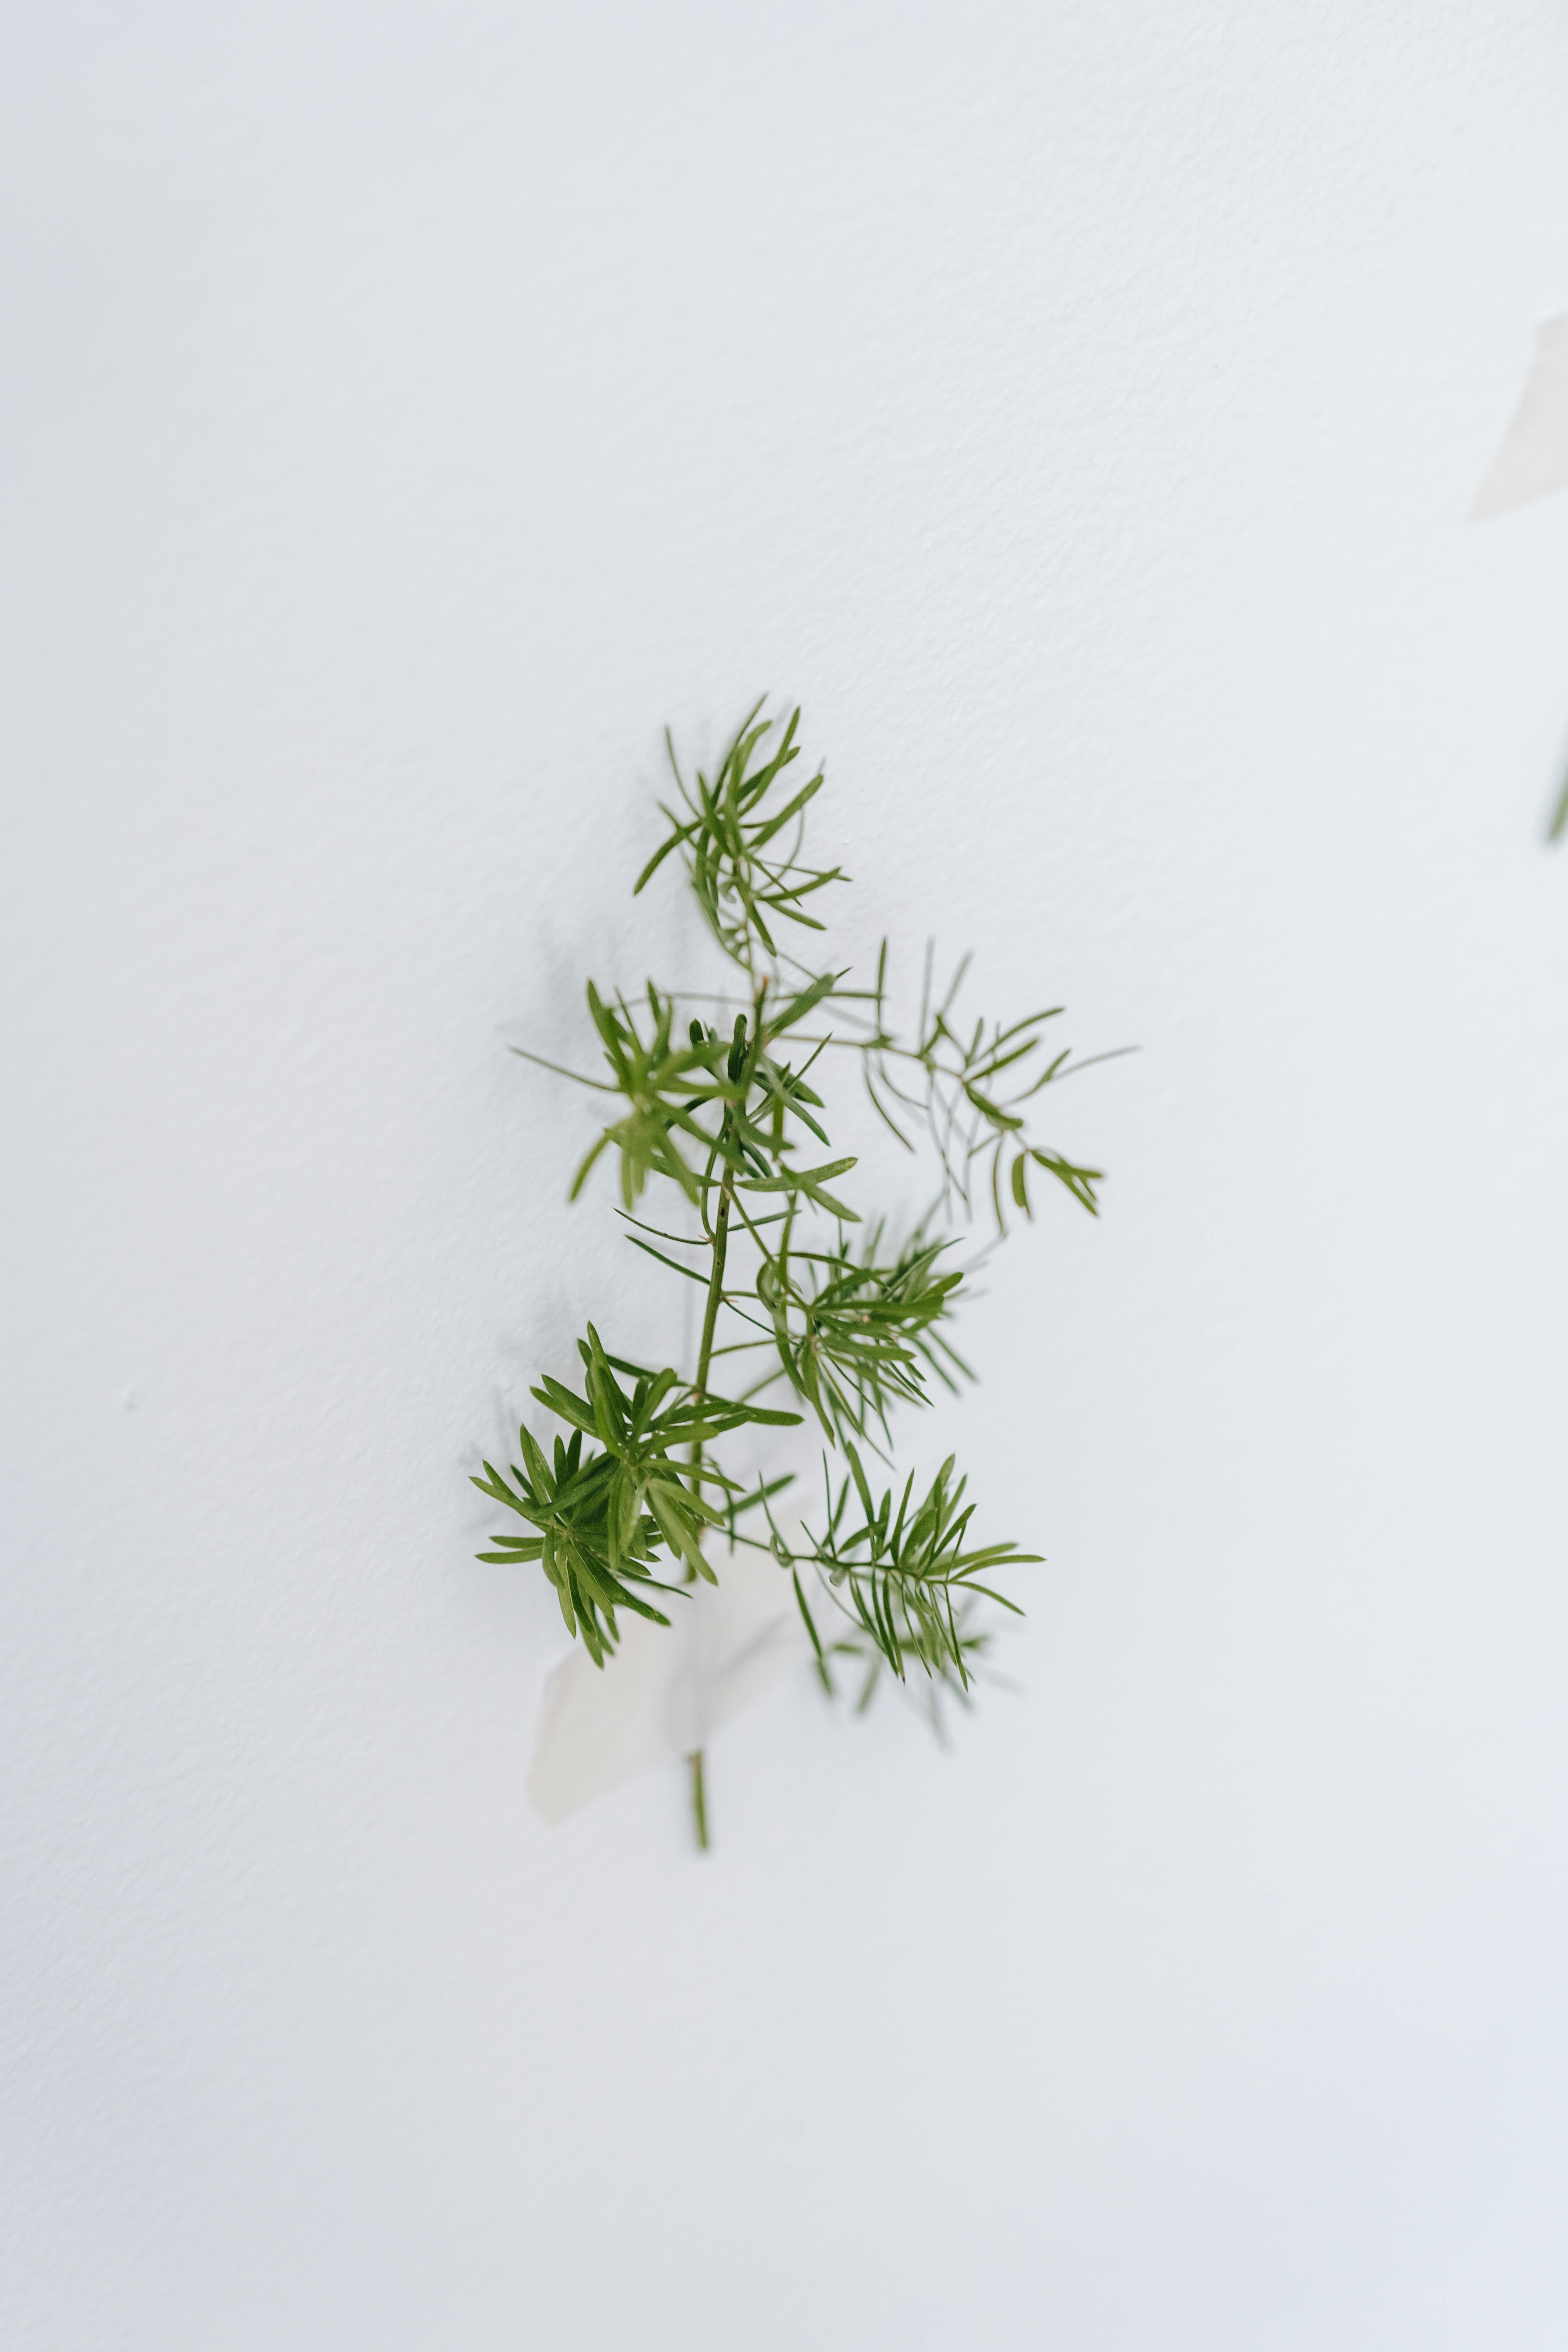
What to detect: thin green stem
<box><xmin>1550</xmin><ymin>766</ymin><xmax>1568</xmax><ymax>844</ymax></box>
<box><xmin>687</xmin><ymin>1749</ymin><xmax>709</xmax><ymax>1849</ymax></box>
<box><xmin>694</xmin><ymin>1180</ymin><xmax>732</xmax><ymax>1403</ymax></box>
<box><xmin>684</xmin><ymin>1130</ymin><xmax>734</xmax><ymax>1852</ymax></box>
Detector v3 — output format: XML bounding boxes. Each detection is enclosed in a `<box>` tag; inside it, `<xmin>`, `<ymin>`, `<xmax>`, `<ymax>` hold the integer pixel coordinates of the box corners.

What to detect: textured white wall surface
<box><xmin>6</xmin><ymin>4</ymin><xmax>1568</xmax><ymax>2346</ymax></box>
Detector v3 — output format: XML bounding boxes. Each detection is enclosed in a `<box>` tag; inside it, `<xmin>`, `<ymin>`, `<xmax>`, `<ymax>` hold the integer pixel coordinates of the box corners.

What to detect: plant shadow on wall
<box><xmin>474</xmin><ymin>703</ymin><xmax>1120</xmax><ymax>1847</ymax></box>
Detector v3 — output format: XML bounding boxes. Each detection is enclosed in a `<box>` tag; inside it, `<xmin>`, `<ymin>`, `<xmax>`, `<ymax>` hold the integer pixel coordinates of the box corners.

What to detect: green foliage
<box><xmin>755</xmin><ymin>1221</ymin><xmax>969</xmax><ymax>1445</ymax></box>
<box><xmin>852</xmin><ymin>941</ymin><xmax>1106</xmax><ymax>1227</ymax></box>
<box><xmin>476</xmin><ymin>1324</ymin><xmax>800</xmax><ymax>1662</ymax></box>
<box><xmin>784</xmin><ymin>1446</ymin><xmax>1037</xmax><ymax>1691</ymax></box>
<box><xmin>474</xmin><ymin>1426</ymin><xmax>672</xmax><ymax>1669</ymax></box>
<box><xmin>633</xmin><ymin>699</ymin><xmax>846</xmax><ymax>968</ymax></box>
<box><xmin>477</xmin><ymin>701</ymin><xmax>1108</xmax><ymax>1826</ymax></box>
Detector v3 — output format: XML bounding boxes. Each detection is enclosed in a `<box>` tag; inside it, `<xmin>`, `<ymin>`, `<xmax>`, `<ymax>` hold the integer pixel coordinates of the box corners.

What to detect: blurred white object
<box><xmin>1470</xmin><ymin>312</ymin><xmax>1568</xmax><ymax>519</ymax></box>
<box><xmin>527</xmin><ymin>1547</ymin><xmax>810</xmax><ymax>1823</ymax></box>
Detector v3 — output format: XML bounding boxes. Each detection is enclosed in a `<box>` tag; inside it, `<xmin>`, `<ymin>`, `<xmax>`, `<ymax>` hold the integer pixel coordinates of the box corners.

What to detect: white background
<box><xmin>5</xmin><ymin>4</ymin><xmax>1568</xmax><ymax>2345</ymax></box>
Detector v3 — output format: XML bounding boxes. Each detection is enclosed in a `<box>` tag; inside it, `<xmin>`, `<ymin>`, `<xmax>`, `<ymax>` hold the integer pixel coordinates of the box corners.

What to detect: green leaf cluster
<box><xmin>756</xmin><ymin>1222</ymin><xmax>968</xmax><ymax>1446</ymax></box>
<box><xmin>633</xmin><ymin>700</ymin><xmax>844</xmax><ymax>968</ymax></box>
<box><xmin>475</xmin><ymin>1324</ymin><xmax>798</xmax><ymax>1662</ymax></box>
<box><xmin>785</xmin><ymin>1447</ymin><xmax>1036</xmax><ymax>1697</ymax></box>
<box><xmin>477</xmin><ymin>701</ymin><xmax>1109</xmax><ymax>1807</ymax></box>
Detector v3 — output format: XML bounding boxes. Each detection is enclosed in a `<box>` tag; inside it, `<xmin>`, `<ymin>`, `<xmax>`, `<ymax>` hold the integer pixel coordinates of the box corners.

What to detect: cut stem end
<box><xmin>687</xmin><ymin>1748</ymin><xmax>710</xmax><ymax>1851</ymax></box>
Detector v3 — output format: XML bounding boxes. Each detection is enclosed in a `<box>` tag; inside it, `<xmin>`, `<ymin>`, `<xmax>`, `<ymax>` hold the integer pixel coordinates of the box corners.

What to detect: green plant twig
<box><xmin>475</xmin><ymin>701</ymin><xmax>1110</xmax><ymax>1841</ymax></box>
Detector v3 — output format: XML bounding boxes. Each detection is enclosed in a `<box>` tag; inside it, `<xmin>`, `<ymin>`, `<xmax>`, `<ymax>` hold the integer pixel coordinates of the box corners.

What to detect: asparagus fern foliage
<box><xmin>475</xmin><ymin>702</ymin><xmax>1106</xmax><ymax>1835</ymax></box>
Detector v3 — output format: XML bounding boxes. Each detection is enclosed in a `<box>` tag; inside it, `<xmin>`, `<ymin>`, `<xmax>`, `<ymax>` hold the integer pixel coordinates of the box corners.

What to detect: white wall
<box><xmin>5</xmin><ymin>4</ymin><xmax>1568</xmax><ymax>2345</ymax></box>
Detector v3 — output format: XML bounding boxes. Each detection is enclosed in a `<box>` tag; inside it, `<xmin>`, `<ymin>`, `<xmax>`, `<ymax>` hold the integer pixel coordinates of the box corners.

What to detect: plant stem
<box><xmin>685</xmin><ymin>1148</ymin><xmax>733</xmax><ymax>1851</ymax></box>
<box><xmin>694</xmin><ymin>1178</ymin><xmax>732</xmax><ymax>1401</ymax></box>
<box><xmin>1550</xmin><ymin>765</ymin><xmax>1568</xmax><ymax>844</ymax></box>
<box><xmin>687</xmin><ymin>1749</ymin><xmax>709</xmax><ymax>1850</ymax></box>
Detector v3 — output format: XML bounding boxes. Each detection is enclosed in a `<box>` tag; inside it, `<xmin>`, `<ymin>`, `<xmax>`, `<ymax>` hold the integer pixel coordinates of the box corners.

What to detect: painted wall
<box><xmin>5</xmin><ymin>4</ymin><xmax>1568</xmax><ymax>2344</ymax></box>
